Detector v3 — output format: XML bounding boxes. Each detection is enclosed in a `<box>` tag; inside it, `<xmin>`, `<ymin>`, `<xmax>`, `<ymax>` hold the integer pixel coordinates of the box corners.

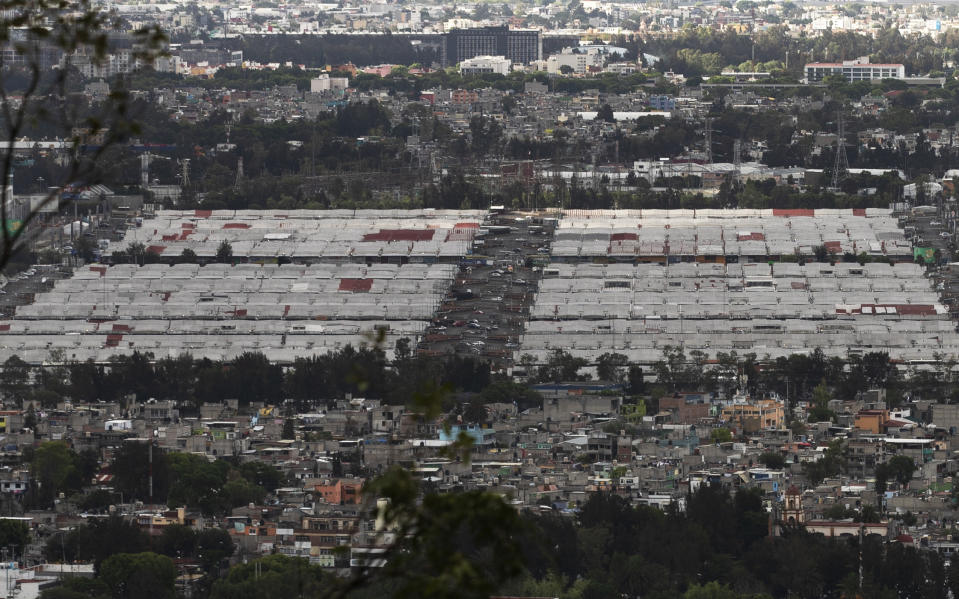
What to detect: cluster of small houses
<box><xmin>0</xmin><ymin>380</ymin><xmax>957</xmax><ymax>594</ymax></box>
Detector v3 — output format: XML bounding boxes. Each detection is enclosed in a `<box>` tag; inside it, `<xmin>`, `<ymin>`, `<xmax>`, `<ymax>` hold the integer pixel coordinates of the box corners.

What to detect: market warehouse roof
<box><xmin>516</xmin><ymin>208</ymin><xmax>959</xmax><ymax>370</ymax></box>
<box><xmin>552</xmin><ymin>208</ymin><xmax>907</xmax><ymax>259</ymax></box>
<box><xmin>1</xmin><ymin>262</ymin><xmax>460</xmax><ymax>365</ymax></box>
<box><xmin>109</xmin><ymin>209</ymin><xmax>488</xmax><ymax>260</ymax></box>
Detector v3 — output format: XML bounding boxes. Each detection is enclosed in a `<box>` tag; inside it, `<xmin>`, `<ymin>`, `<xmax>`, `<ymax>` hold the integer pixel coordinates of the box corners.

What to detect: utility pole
<box><xmin>149</xmin><ymin>430</ymin><xmax>154</xmax><ymax>546</ymax></box>
<box><xmin>705</xmin><ymin>118</ymin><xmax>713</xmax><ymax>165</ymax></box>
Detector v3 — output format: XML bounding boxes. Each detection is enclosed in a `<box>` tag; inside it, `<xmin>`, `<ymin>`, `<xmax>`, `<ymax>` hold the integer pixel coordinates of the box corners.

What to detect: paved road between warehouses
<box><xmin>418</xmin><ymin>214</ymin><xmax>553</xmax><ymax>372</ymax></box>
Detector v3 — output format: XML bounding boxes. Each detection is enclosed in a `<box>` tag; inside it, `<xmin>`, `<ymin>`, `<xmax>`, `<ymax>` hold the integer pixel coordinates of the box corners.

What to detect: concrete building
<box><xmin>546</xmin><ymin>47</ymin><xmax>604</xmax><ymax>75</ymax></box>
<box><xmin>805</xmin><ymin>57</ymin><xmax>905</xmax><ymax>82</ymax></box>
<box><xmin>310</xmin><ymin>74</ymin><xmax>350</xmax><ymax>93</ymax></box>
<box><xmin>458</xmin><ymin>55</ymin><xmax>512</xmax><ymax>75</ymax></box>
<box><xmin>442</xmin><ymin>26</ymin><xmax>541</xmax><ymax>67</ymax></box>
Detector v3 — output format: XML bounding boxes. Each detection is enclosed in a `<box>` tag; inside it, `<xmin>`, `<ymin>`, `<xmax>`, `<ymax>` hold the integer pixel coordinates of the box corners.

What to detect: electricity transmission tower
<box><xmin>830</xmin><ymin>110</ymin><xmax>850</xmax><ymax>190</ymax></box>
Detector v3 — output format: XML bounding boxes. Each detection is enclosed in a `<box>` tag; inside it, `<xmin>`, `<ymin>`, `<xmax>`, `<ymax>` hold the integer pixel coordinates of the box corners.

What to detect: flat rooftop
<box><xmin>109</xmin><ymin>209</ymin><xmax>487</xmax><ymax>260</ymax></box>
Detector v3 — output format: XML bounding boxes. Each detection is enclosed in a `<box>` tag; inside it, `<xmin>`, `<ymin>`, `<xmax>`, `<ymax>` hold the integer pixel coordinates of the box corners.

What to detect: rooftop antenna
<box><xmin>831</xmin><ymin>110</ymin><xmax>849</xmax><ymax>190</ymax></box>
<box><xmin>733</xmin><ymin>139</ymin><xmax>742</xmax><ymax>173</ymax></box>
<box><xmin>180</xmin><ymin>158</ymin><xmax>190</xmax><ymax>189</ymax></box>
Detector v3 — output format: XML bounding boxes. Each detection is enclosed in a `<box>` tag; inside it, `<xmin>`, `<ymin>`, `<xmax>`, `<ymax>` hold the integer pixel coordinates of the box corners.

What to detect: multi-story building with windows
<box><xmin>805</xmin><ymin>57</ymin><xmax>905</xmax><ymax>82</ymax></box>
<box><xmin>442</xmin><ymin>26</ymin><xmax>540</xmax><ymax>67</ymax></box>
<box><xmin>458</xmin><ymin>55</ymin><xmax>512</xmax><ymax>75</ymax></box>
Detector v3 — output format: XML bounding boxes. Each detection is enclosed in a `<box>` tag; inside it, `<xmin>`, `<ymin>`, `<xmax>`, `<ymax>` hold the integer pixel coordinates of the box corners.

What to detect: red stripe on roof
<box><xmin>773</xmin><ymin>209</ymin><xmax>814</xmax><ymax>217</ymax></box>
<box><xmin>339</xmin><ymin>278</ymin><xmax>374</xmax><ymax>292</ymax></box>
<box><xmin>362</xmin><ymin>229</ymin><xmax>435</xmax><ymax>242</ymax></box>
<box><xmin>894</xmin><ymin>304</ymin><xmax>937</xmax><ymax>316</ymax></box>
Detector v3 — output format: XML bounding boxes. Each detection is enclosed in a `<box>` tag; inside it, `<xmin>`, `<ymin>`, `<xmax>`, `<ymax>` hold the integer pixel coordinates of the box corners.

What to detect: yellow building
<box><xmin>721</xmin><ymin>399</ymin><xmax>785</xmax><ymax>432</ymax></box>
<box><xmin>854</xmin><ymin>409</ymin><xmax>889</xmax><ymax>434</ymax></box>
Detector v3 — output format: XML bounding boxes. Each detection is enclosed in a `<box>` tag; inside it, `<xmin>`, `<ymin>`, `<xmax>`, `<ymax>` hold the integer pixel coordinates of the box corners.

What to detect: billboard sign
<box><xmin>914</xmin><ymin>247</ymin><xmax>936</xmax><ymax>264</ymax></box>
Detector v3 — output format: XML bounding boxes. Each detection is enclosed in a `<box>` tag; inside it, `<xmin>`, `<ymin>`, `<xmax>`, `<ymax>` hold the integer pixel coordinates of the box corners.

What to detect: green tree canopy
<box><xmin>99</xmin><ymin>552</ymin><xmax>176</xmax><ymax>599</ymax></box>
<box><xmin>209</xmin><ymin>555</ymin><xmax>324</xmax><ymax>599</ymax></box>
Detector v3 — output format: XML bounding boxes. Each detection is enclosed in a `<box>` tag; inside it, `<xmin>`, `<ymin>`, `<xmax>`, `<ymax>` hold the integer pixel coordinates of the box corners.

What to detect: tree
<box><xmin>0</xmin><ymin>355</ymin><xmax>29</xmax><ymax>406</ymax></box>
<box><xmin>536</xmin><ymin>349</ymin><xmax>588</xmax><ymax>383</ymax></box>
<box><xmin>0</xmin><ymin>519</ymin><xmax>29</xmax><ymax>553</ymax></box>
<box><xmin>627</xmin><ymin>365</ymin><xmax>645</xmax><ymax>395</ymax></box>
<box><xmin>355</xmin><ymin>467</ymin><xmax>527</xmax><ymax>599</ymax></box>
<box><xmin>44</xmin><ymin>517</ymin><xmax>148</xmax><ymax>566</ymax></box>
<box><xmin>684</xmin><ymin>581</ymin><xmax>742</xmax><ymax>599</ymax></box>
<box><xmin>209</xmin><ymin>555</ymin><xmax>324</xmax><ymax>599</ymax></box>
<box><xmin>156</xmin><ymin>525</ymin><xmax>197</xmax><ymax>560</ymax></box>
<box><xmin>31</xmin><ymin>441</ymin><xmax>82</xmax><ymax>506</ymax></box>
<box><xmin>804</xmin><ymin>440</ymin><xmax>845</xmax><ymax>486</ymax></box>
<box><xmin>0</xmin><ymin>0</ymin><xmax>163</xmax><ymax>271</ymax></box>
<box><xmin>596</xmin><ymin>352</ymin><xmax>629</xmax><ymax>384</ymax></box>
<box><xmin>479</xmin><ymin>378</ymin><xmax>542</xmax><ymax>411</ymax></box>
<box><xmin>875</xmin><ymin>463</ymin><xmax>889</xmax><ymax>507</ymax></box>
<box><xmin>165</xmin><ymin>452</ymin><xmax>230</xmax><ymax>515</ymax></box>
<box><xmin>235</xmin><ymin>461</ymin><xmax>285</xmax><ymax>493</ymax></box>
<box><xmin>215</xmin><ymin>240</ymin><xmax>234</xmax><ymax>263</ymax></box>
<box><xmin>77</xmin><ymin>489</ymin><xmax>115</xmax><ymax>513</ymax></box>
<box><xmin>808</xmin><ymin>379</ymin><xmax>835</xmax><ymax>422</ymax></box>
<box><xmin>710</xmin><ymin>428</ymin><xmax>733</xmax><ymax>443</ymax></box>
<box><xmin>559</xmin><ymin>64</ymin><xmax>575</xmax><ymax>75</ymax></box>
<box><xmin>178</xmin><ymin>248</ymin><xmax>198</xmax><ymax>264</ymax></box>
<box><xmin>813</xmin><ymin>244</ymin><xmax>832</xmax><ymax>263</ymax></box>
<box><xmin>596</xmin><ymin>103</ymin><xmax>616</xmax><ymax>123</ymax></box>
<box><xmin>758</xmin><ymin>452</ymin><xmax>785</xmax><ymax>469</ymax></box>
<box><xmin>221</xmin><ymin>476</ymin><xmax>264</xmax><ymax>510</ymax></box>
<box><xmin>858</xmin><ymin>504</ymin><xmax>880</xmax><ymax>523</ymax></box>
<box><xmin>282</xmin><ymin>418</ymin><xmax>295</xmax><ymax>439</ymax></box>
<box><xmin>111</xmin><ymin>441</ymin><xmax>170</xmax><ymax>503</ymax></box>
<box><xmin>653</xmin><ymin>346</ymin><xmax>705</xmax><ymax>392</ymax></box>
<box><xmin>196</xmin><ymin>528</ymin><xmax>235</xmax><ymax>572</ymax></box>
<box><xmin>99</xmin><ymin>552</ymin><xmax>176</xmax><ymax>599</ymax></box>
<box><xmin>886</xmin><ymin>455</ymin><xmax>916</xmax><ymax>487</ymax></box>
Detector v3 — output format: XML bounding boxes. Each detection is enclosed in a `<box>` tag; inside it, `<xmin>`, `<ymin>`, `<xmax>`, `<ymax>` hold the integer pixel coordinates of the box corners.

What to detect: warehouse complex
<box><xmin>1</xmin><ymin>262</ymin><xmax>453</xmax><ymax>363</ymax></box>
<box><xmin>552</xmin><ymin>208</ymin><xmax>911</xmax><ymax>262</ymax></box>
<box><xmin>0</xmin><ymin>209</ymin><xmax>489</xmax><ymax>364</ymax></box>
<box><xmin>110</xmin><ymin>209</ymin><xmax>486</xmax><ymax>262</ymax></box>
<box><xmin>517</xmin><ymin>208</ymin><xmax>958</xmax><ymax>369</ymax></box>
<box><xmin>2</xmin><ymin>207</ymin><xmax>957</xmax><ymax>371</ymax></box>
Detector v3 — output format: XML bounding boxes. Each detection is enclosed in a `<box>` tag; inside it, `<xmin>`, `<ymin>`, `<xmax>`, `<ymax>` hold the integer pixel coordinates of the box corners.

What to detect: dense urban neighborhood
<box><xmin>7</xmin><ymin>1</ymin><xmax>959</xmax><ymax>599</ymax></box>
